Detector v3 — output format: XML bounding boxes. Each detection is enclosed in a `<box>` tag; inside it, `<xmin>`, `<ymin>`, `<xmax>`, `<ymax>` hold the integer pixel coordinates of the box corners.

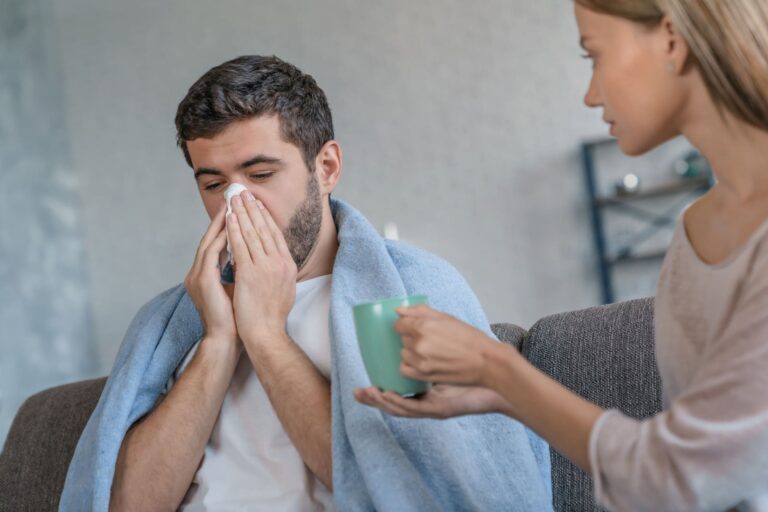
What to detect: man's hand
<box><xmin>225</xmin><ymin>190</ymin><xmax>332</xmax><ymax>489</ymax></box>
<box><xmin>183</xmin><ymin>204</ymin><xmax>237</xmax><ymax>343</ymax></box>
<box><xmin>113</xmin><ymin>206</ymin><xmax>245</xmax><ymax>512</ymax></box>
<box><xmin>227</xmin><ymin>191</ymin><xmax>297</xmax><ymax>344</ymax></box>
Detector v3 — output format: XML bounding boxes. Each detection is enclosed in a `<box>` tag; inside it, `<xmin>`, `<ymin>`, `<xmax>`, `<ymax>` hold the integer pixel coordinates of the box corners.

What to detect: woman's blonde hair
<box><xmin>575</xmin><ymin>0</ymin><xmax>768</xmax><ymax>131</ymax></box>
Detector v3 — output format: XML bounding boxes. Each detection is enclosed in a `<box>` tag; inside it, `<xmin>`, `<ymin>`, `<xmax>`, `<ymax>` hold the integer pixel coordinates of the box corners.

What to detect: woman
<box><xmin>355</xmin><ymin>1</ymin><xmax>768</xmax><ymax>510</ymax></box>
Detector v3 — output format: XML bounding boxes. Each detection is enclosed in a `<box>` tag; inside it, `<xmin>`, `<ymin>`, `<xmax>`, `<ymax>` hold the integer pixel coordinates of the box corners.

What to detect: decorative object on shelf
<box><xmin>673</xmin><ymin>150</ymin><xmax>710</xmax><ymax>181</ymax></box>
<box><xmin>615</xmin><ymin>173</ymin><xmax>641</xmax><ymax>196</ymax></box>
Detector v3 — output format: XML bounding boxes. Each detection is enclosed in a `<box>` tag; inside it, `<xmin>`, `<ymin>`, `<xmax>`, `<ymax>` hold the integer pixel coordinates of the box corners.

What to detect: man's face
<box><xmin>187</xmin><ymin>115</ymin><xmax>323</xmax><ymax>268</ymax></box>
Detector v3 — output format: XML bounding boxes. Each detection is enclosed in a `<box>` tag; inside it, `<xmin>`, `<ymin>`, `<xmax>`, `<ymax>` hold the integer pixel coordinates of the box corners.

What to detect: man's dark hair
<box><xmin>175</xmin><ymin>55</ymin><xmax>334</xmax><ymax>171</ymax></box>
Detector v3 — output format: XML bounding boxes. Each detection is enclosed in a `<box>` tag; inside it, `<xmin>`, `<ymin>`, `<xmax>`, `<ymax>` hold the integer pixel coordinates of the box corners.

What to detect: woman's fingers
<box><xmin>394</xmin><ymin>310</ymin><xmax>442</xmax><ymax>338</ymax></box>
<box><xmin>381</xmin><ymin>390</ymin><xmax>446</xmax><ymax>419</ymax></box>
<box><xmin>353</xmin><ymin>387</ymin><xmax>388</xmax><ymax>409</ymax></box>
<box><xmin>396</xmin><ymin>320</ymin><xmax>430</xmax><ymax>363</ymax></box>
<box><xmin>378</xmin><ymin>392</ymin><xmax>420</xmax><ymax>417</ymax></box>
<box><xmin>355</xmin><ymin>387</ymin><xmax>449</xmax><ymax>419</ymax></box>
<box><xmin>396</xmin><ymin>304</ymin><xmax>441</xmax><ymax>318</ymax></box>
<box><xmin>400</xmin><ymin>348</ymin><xmax>418</xmax><ymax>365</ymax></box>
<box><xmin>239</xmin><ymin>192</ymin><xmax>278</xmax><ymax>256</ymax></box>
<box><xmin>400</xmin><ymin>361</ymin><xmax>431</xmax><ymax>381</ymax></box>
<box><xmin>393</xmin><ymin>316</ymin><xmax>421</xmax><ymax>336</ymax></box>
<box><xmin>354</xmin><ymin>388</ymin><xmax>417</xmax><ymax>417</ymax></box>
<box><xmin>401</xmin><ymin>348</ymin><xmax>434</xmax><ymax>379</ymax></box>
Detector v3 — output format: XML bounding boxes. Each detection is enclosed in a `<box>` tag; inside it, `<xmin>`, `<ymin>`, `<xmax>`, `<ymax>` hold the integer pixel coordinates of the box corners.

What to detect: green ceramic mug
<box><xmin>353</xmin><ymin>295</ymin><xmax>432</xmax><ymax>397</ymax></box>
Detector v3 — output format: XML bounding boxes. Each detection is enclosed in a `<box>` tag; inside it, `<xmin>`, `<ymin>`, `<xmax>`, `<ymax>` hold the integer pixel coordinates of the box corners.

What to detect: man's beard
<box><xmin>283</xmin><ymin>173</ymin><xmax>323</xmax><ymax>270</ymax></box>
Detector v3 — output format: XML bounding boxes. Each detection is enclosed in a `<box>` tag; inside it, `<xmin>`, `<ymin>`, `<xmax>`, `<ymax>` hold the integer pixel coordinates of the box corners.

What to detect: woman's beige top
<box><xmin>590</xmin><ymin>215</ymin><xmax>768</xmax><ymax>512</ymax></box>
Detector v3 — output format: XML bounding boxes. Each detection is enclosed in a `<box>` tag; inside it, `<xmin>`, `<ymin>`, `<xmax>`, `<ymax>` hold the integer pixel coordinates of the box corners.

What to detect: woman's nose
<box><xmin>583</xmin><ymin>75</ymin><xmax>601</xmax><ymax>108</ymax></box>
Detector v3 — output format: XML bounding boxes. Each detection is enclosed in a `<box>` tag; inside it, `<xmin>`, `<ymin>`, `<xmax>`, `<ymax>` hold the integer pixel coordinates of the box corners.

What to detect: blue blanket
<box><xmin>60</xmin><ymin>199</ymin><xmax>552</xmax><ymax>511</ymax></box>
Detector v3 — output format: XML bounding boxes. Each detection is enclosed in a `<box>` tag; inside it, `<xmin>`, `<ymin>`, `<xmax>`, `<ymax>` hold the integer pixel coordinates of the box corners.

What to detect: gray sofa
<box><xmin>0</xmin><ymin>297</ymin><xmax>661</xmax><ymax>511</ymax></box>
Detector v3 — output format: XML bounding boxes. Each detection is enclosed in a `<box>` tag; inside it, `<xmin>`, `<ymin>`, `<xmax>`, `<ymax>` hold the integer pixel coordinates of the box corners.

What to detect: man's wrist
<box><xmin>200</xmin><ymin>333</ymin><xmax>238</xmax><ymax>349</ymax></box>
<box><xmin>197</xmin><ymin>335</ymin><xmax>242</xmax><ymax>369</ymax></box>
<box><xmin>241</xmin><ymin>329</ymin><xmax>291</xmax><ymax>351</ymax></box>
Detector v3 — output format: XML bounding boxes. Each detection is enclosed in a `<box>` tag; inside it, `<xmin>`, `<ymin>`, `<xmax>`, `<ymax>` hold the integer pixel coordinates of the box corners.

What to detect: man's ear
<box><xmin>313</xmin><ymin>140</ymin><xmax>342</xmax><ymax>195</ymax></box>
<box><xmin>661</xmin><ymin>15</ymin><xmax>691</xmax><ymax>74</ymax></box>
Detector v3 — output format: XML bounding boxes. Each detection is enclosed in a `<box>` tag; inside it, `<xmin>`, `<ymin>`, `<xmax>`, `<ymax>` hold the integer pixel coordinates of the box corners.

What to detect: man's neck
<box><xmin>296</xmin><ymin>202</ymin><xmax>338</xmax><ymax>282</ymax></box>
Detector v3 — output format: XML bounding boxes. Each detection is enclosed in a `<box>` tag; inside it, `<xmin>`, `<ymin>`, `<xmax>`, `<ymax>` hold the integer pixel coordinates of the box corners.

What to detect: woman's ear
<box><xmin>661</xmin><ymin>15</ymin><xmax>691</xmax><ymax>74</ymax></box>
<box><xmin>314</xmin><ymin>140</ymin><xmax>343</xmax><ymax>195</ymax></box>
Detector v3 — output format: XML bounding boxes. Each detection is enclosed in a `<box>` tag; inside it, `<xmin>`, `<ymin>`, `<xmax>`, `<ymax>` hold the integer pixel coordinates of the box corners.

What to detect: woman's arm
<box><xmin>483</xmin><ymin>342</ymin><xmax>604</xmax><ymax>472</ymax></box>
<box><xmin>357</xmin><ymin>301</ymin><xmax>768</xmax><ymax>511</ymax></box>
<box><xmin>356</xmin><ymin>323</ymin><xmax>603</xmax><ymax>472</ymax></box>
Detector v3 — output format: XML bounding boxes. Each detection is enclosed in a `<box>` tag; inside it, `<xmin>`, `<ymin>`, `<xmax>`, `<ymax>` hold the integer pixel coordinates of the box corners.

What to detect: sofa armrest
<box><xmin>491</xmin><ymin>322</ymin><xmax>527</xmax><ymax>351</ymax></box>
<box><xmin>523</xmin><ymin>297</ymin><xmax>660</xmax><ymax>512</ymax></box>
<box><xmin>524</xmin><ymin>297</ymin><xmax>660</xmax><ymax>417</ymax></box>
<box><xmin>0</xmin><ymin>377</ymin><xmax>107</xmax><ymax>512</ymax></box>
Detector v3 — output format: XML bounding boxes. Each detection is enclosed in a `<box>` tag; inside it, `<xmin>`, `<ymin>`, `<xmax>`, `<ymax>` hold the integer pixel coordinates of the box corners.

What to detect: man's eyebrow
<box><xmin>193</xmin><ymin>168</ymin><xmax>222</xmax><ymax>180</ymax></box>
<box><xmin>239</xmin><ymin>155</ymin><xmax>283</xmax><ymax>169</ymax></box>
<box><xmin>193</xmin><ymin>155</ymin><xmax>283</xmax><ymax>180</ymax></box>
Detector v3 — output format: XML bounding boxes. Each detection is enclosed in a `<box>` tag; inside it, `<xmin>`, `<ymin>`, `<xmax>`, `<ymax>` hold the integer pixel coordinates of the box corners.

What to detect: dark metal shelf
<box><xmin>605</xmin><ymin>249</ymin><xmax>668</xmax><ymax>266</ymax></box>
<box><xmin>582</xmin><ymin>141</ymin><xmax>712</xmax><ymax>304</ymax></box>
<box><xmin>594</xmin><ymin>177</ymin><xmax>710</xmax><ymax>206</ymax></box>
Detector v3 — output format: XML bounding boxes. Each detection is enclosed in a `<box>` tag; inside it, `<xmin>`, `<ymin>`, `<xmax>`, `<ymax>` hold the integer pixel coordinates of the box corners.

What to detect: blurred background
<box><xmin>0</xmin><ymin>0</ymin><xmax>706</xmax><ymax>444</ymax></box>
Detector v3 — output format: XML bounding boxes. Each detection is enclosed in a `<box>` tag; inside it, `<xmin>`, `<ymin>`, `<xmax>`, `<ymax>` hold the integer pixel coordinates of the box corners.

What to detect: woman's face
<box><xmin>575</xmin><ymin>4</ymin><xmax>688</xmax><ymax>155</ymax></box>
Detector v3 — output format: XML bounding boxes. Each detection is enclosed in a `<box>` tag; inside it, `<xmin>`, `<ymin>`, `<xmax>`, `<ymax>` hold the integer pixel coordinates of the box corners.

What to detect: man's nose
<box><xmin>223</xmin><ymin>182</ymin><xmax>250</xmax><ymax>211</ymax></box>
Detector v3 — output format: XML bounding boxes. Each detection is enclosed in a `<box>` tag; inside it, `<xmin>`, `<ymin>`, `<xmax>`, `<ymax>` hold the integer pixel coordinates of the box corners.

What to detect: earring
<box><xmin>667</xmin><ymin>62</ymin><xmax>676</xmax><ymax>73</ymax></box>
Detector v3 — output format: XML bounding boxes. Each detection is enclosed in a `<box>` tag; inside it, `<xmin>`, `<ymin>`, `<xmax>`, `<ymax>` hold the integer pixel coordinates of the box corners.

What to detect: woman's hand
<box><xmin>394</xmin><ymin>305</ymin><xmax>500</xmax><ymax>387</ymax></box>
<box><xmin>183</xmin><ymin>205</ymin><xmax>238</xmax><ymax>343</ymax></box>
<box><xmin>227</xmin><ymin>191</ymin><xmax>297</xmax><ymax>345</ymax></box>
<box><xmin>359</xmin><ymin>305</ymin><xmax>605</xmax><ymax>474</ymax></box>
<box><xmin>355</xmin><ymin>306</ymin><xmax>513</xmax><ymax>419</ymax></box>
<box><xmin>354</xmin><ymin>384</ymin><xmax>511</xmax><ymax>419</ymax></box>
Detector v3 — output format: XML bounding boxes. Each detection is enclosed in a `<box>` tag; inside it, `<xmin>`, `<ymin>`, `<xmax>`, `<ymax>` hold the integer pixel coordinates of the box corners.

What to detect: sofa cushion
<box><xmin>0</xmin><ymin>377</ymin><xmax>106</xmax><ymax>512</ymax></box>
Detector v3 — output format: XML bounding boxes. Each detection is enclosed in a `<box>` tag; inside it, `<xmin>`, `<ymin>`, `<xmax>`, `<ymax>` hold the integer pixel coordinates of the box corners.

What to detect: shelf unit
<box><xmin>582</xmin><ymin>138</ymin><xmax>712</xmax><ymax>304</ymax></box>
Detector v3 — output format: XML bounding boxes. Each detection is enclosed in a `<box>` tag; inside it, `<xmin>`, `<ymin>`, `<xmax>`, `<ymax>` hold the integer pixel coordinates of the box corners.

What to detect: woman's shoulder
<box><xmin>681</xmin><ymin>193</ymin><xmax>768</xmax><ymax>268</ymax></box>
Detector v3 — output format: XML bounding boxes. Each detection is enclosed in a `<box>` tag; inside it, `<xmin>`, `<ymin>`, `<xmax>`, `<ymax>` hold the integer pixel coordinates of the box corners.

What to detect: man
<box><xmin>110</xmin><ymin>56</ymin><xmax>340</xmax><ymax>510</ymax></box>
<box><xmin>61</xmin><ymin>55</ymin><xmax>552</xmax><ymax>512</ymax></box>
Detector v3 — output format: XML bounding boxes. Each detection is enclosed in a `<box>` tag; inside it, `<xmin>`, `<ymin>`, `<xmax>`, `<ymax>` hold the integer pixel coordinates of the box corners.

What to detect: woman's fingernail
<box><xmin>256</xmin><ymin>200</ymin><xmax>265</xmax><ymax>210</ymax></box>
<box><xmin>244</xmin><ymin>191</ymin><xmax>256</xmax><ymax>202</ymax></box>
<box><xmin>232</xmin><ymin>196</ymin><xmax>243</xmax><ymax>207</ymax></box>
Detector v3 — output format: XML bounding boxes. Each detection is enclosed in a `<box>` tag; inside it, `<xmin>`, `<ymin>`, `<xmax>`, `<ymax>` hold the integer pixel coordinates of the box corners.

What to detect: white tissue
<box><xmin>223</xmin><ymin>183</ymin><xmax>248</xmax><ymax>268</ymax></box>
<box><xmin>225</xmin><ymin>183</ymin><xmax>248</xmax><ymax>216</ymax></box>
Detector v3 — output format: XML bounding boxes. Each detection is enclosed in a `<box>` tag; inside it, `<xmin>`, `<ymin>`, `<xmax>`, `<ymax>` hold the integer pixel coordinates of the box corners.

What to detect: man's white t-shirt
<box><xmin>167</xmin><ymin>275</ymin><xmax>335</xmax><ymax>511</ymax></box>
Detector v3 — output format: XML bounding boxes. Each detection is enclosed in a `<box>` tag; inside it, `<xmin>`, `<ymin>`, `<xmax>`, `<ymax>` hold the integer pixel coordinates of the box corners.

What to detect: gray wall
<box><xmin>0</xmin><ymin>0</ymin><xmax>97</xmax><ymax>443</ymax></box>
<box><xmin>50</xmin><ymin>0</ymin><xmax>612</xmax><ymax>370</ymax></box>
<box><xmin>1</xmin><ymin>0</ymin><xmax>694</xmax><ymax>445</ymax></box>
